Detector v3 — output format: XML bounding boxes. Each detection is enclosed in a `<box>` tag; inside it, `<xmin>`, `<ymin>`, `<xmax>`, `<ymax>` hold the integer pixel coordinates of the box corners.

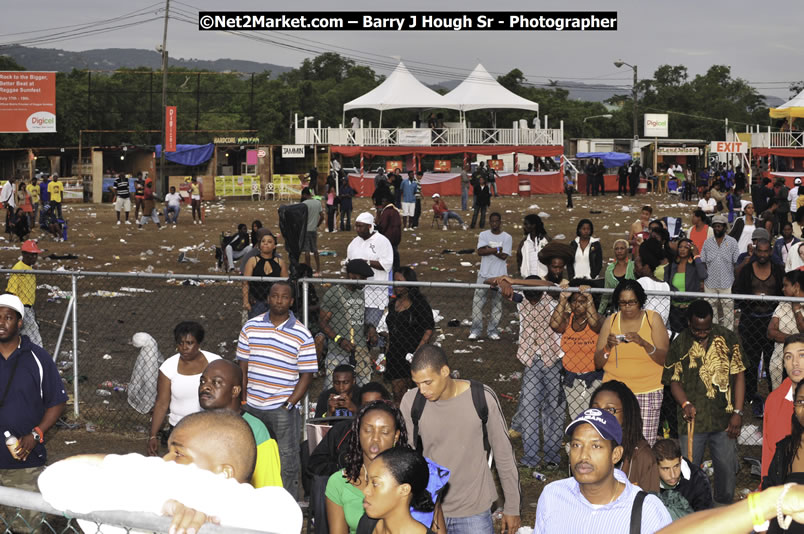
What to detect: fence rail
<box><xmin>294</xmin><ymin>126</ymin><xmax>563</xmax><ymax>147</ymax></box>
<box><xmin>0</xmin><ymin>486</ymin><xmax>270</xmax><ymax>534</ymax></box>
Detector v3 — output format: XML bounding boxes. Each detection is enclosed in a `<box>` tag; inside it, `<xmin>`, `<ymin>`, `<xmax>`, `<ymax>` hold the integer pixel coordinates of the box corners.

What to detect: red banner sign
<box><xmin>0</xmin><ymin>71</ymin><xmax>57</xmax><ymax>133</ymax></box>
<box><xmin>165</xmin><ymin>106</ymin><xmax>177</xmax><ymax>152</ymax></box>
<box><xmin>487</xmin><ymin>159</ymin><xmax>504</xmax><ymax>171</ymax></box>
<box><xmin>433</xmin><ymin>160</ymin><xmax>451</xmax><ymax>172</ymax></box>
<box><xmin>385</xmin><ymin>160</ymin><xmax>403</xmax><ymax>173</ymax></box>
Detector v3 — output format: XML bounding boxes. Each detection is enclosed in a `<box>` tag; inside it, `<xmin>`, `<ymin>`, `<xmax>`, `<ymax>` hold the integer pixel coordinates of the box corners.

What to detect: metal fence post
<box><xmin>71</xmin><ymin>275</ymin><xmax>79</xmax><ymax>418</ymax></box>
<box><xmin>302</xmin><ymin>279</ymin><xmax>310</xmax><ymax>427</ymax></box>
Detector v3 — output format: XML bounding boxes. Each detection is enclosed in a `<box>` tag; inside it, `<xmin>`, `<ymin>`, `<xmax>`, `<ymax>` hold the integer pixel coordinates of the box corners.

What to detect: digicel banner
<box><xmin>0</xmin><ymin>71</ymin><xmax>57</xmax><ymax>133</ymax></box>
<box><xmin>165</xmin><ymin>106</ymin><xmax>177</xmax><ymax>152</ymax></box>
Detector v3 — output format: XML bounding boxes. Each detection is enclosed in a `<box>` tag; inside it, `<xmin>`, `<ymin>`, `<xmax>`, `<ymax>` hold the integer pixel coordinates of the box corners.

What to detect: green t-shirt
<box><xmin>303</xmin><ymin>198</ymin><xmax>323</xmax><ymax>232</ymax></box>
<box><xmin>320</xmin><ymin>284</ymin><xmax>367</xmax><ymax>359</ymax></box>
<box><xmin>325</xmin><ymin>470</ymin><xmax>365</xmax><ymax>534</ymax></box>
<box><xmin>662</xmin><ymin>325</ymin><xmax>747</xmax><ymax>435</ymax></box>
<box><xmin>242</xmin><ymin>411</ymin><xmax>271</xmax><ymax>445</ymax></box>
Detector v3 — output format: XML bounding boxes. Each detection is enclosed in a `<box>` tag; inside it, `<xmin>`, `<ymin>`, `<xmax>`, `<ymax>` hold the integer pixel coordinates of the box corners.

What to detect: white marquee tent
<box><xmin>446</xmin><ymin>63</ymin><xmax>539</xmax><ymax>114</ymax></box>
<box><xmin>343</xmin><ymin>62</ymin><xmax>459</xmax><ymax>126</ymax></box>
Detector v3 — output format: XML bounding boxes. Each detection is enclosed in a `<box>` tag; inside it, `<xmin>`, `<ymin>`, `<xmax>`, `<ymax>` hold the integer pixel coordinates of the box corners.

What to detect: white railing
<box><xmin>751</xmin><ymin>130</ymin><xmax>804</xmax><ymax>148</ymax></box>
<box><xmin>294</xmin><ymin>127</ymin><xmax>563</xmax><ymax>147</ymax></box>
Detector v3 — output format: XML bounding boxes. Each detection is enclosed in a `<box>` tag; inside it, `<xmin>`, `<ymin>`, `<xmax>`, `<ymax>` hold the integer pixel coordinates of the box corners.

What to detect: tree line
<box><xmin>0</xmin><ymin>52</ymin><xmax>782</xmax><ymax>149</ymax></box>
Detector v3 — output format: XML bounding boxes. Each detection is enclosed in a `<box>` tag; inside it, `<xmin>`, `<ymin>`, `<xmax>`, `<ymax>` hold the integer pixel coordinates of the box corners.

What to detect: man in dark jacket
<box><xmin>653</xmin><ymin>438</ymin><xmax>713</xmax><ymax>519</ymax></box>
<box><xmin>618</xmin><ymin>164</ymin><xmax>629</xmax><ymax>196</ymax></box>
<box><xmin>377</xmin><ymin>195</ymin><xmax>402</xmax><ymax>270</ymax></box>
<box><xmin>629</xmin><ymin>161</ymin><xmax>643</xmax><ymax>196</ymax></box>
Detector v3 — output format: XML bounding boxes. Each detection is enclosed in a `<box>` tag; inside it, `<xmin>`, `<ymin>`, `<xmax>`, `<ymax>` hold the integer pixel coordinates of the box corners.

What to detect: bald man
<box><xmin>38</xmin><ymin>411</ymin><xmax>301</xmax><ymax>534</ymax></box>
<box><xmin>199</xmin><ymin>360</ymin><xmax>282</xmax><ymax>488</ymax></box>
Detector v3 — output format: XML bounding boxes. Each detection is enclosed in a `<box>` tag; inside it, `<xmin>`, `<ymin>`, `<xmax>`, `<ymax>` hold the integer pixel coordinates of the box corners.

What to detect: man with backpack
<box><xmin>401</xmin><ymin>345</ymin><xmax>520</xmax><ymax>534</ymax></box>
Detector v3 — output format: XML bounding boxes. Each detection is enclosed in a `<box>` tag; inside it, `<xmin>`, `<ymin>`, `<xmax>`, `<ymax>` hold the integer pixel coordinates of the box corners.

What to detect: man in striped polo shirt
<box><xmin>237</xmin><ymin>281</ymin><xmax>316</xmax><ymax>499</ymax></box>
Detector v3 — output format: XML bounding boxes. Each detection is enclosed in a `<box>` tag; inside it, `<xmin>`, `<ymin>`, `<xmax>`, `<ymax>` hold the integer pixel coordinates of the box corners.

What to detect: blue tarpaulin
<box><xmin>575</xmin><ymin>152</ymin><xmax>632</xmax><ymax>169</ymax></box>
<box><xmin>155</xmin><ymin>143</ymin><xmax>214</xmax><ymax>166</ymax></box>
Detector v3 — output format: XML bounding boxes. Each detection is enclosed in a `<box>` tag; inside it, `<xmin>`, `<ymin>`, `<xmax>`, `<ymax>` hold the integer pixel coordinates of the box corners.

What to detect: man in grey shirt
<box><xmin>301</xmin><ymin>187</ymin><xmax>324</xmax><ymax>273</ymax></box>
<box><xmin>461</xmin><ymin>165</ymin><xmax>471</xmax><ymax>211</ymax></box>
<box><xmin>700</xmin><ymin>214</ymin><xmax>740</xmax><ymax>330</ymax></box>
<box><xmin>402</xmin><ymin>345</ymin><xmax>521</xmax><ymax>534</ymax></box>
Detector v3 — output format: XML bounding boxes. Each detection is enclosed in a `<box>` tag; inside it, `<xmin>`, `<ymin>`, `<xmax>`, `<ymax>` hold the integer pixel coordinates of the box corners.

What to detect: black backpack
<box><xmin>410</xmin><ymin>379</ymin><xmax>490</xmax><ymax>456</ymax></box>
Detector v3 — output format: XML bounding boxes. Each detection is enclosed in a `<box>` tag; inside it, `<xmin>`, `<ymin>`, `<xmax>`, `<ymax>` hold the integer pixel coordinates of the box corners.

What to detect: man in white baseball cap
<box><xmin>0</xmin><ymin>293</ymin><xmax>67</xmax><ymax>530</ymax></box>
<box><xmin>789</xmin><ymin>178</ymin><xmax>802</xmax><ymax>217</ymax></box>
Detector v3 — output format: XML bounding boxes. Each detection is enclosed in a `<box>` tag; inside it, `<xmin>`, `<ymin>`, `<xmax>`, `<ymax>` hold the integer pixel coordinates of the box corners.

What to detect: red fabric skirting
<box><xmin>333</xmin><ymin>145</ymin><xmax>563</xmax><ymax>158</ymax></box>
<box><xmin>577</xmin><ymin>174</ymin><xmax>620</xmax><ymax>192</ymax></box>
<box><xmin>753</xmin><ymin>148</ymin><xmax>804</xmax><ymax>158</ymax></box>
<box><xmin>348</xmin><ymin>172</ymin><xmax>563</xmax><ymax>197</ymax></box>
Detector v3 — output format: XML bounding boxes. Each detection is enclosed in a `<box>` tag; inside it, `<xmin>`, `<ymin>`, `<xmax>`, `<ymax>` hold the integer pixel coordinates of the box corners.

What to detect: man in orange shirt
<box><xmin>431</xmin><ymin>194</ymin><xmax>466</xmax><ymax>231</ymax></box>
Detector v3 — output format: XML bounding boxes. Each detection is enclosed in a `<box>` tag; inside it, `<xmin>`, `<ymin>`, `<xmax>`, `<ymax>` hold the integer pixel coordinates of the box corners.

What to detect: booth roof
<box><xmin>446</xmin><ymin>63</ymin><xmax>539</xmax><ymax>113</ymax></box>
<box><xmin>770</xmin><ymin>88</ymin><xmax>804</xmax><ymax>120</ymax></box>
<box><xmin>343</xmin><ymin>62</ymin><xmax>460</xmax><ymax>112</ymax></box>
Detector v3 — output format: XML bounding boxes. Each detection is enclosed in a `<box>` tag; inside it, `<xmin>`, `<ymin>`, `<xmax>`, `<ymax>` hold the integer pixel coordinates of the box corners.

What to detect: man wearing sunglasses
<box><xmin>661</xmin><ymin>299</ymin><xmax>747</xmax><ymax>506</ymax></box>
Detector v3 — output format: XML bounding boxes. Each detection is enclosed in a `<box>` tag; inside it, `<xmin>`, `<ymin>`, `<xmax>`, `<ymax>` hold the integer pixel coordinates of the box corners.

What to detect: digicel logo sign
<box><xmin>646</xmin><ymin>118</ymin><xmax>667</xmax><ymax>127</ymax></box>
<box><xmin>25</xmin><ymin>111</ymin><xmax>56</xmax><ymax>132</ymax></box>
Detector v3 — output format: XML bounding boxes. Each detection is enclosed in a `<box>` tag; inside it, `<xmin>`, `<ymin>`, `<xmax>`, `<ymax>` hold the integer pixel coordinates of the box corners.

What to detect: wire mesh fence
<box><xmin>0</xmin><ymin>268</ymin><xmax>799</xmax><ymax>497</ymax></box>
<box><xmin>0</xmin><ymin>486</ymin><xmax>270</xmax><ymax>534</ymax></box>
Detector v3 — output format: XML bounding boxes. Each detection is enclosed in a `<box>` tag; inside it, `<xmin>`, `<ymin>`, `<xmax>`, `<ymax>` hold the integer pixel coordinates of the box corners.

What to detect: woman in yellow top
<box><xmin>189</xmin><ymin>176</ymin><xmax>202</xmax><ymax>224</ymax></box>
<box><xmin>27</xmin><ymin>178</ymin><xmax>40</xmax><ymax>229</ymax></box>
<box><xmin>594</xmin><ymin>279</ymin><xmax>669</xmax><ymax>446</ymax></box>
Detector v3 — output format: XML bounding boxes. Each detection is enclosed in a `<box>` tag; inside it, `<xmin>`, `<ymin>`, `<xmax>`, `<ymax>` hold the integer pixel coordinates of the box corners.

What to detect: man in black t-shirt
<box><xmin>111</xmin><ymin>173</ymin><xmax>132</xmax><ymax>225</ymax></box>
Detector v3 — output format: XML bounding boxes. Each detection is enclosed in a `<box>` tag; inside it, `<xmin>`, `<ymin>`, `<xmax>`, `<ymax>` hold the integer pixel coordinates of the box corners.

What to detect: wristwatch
<box><xmin>733</xmin><ymin>409</ymin><xmax>744</xmax><ymax>416</ymax></box>
<box><xmin>31</xmin><ymin>426</ymin><xmax>43</xmax><ymax>443</ymax></box>
<box><xmin>283</xmin><ymin>401</ymin><xmax>296</xmax><ymax>411</ymax></box>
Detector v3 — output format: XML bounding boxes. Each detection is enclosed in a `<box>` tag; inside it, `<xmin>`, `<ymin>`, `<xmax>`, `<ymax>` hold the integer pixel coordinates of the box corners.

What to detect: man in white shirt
<box><xmin>1</xmin><ymin>175</ymin><xmax>17</xmax><ymax>234</ymax></box>
<box><xmin>163</xmin><ymin>186</ymin><xmax>182</xmax><ymax>225</ymax></box>
<box><xmin>346</xmin><ymin>212</ymin><xmax>394</xmax><ymax>333</ymax></box>
<box><xmin>38</xmin><ymin>410</ymin><xmax>302</xmax><ymax>534</ymax></box>
<box><xmin>470</xmin><ymin>212</ymin><xmax>512</xmax><ymax>340</ymax></box>
<box><xmin>789</xmin><ymin>177</ymin><xmax>801</xmax><ymax>215</ymax></box>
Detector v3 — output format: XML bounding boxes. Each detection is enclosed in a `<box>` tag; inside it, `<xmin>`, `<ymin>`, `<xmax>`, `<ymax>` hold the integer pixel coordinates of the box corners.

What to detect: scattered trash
<box><xmin>537</xmin><ymin>212</ymin><xmax>550</xmax><ymax>219</ymax></box>
<box><xmin>553</xmin><ymin>234</ymin><xmax>565</xmax><ymax>240</ymax></box>
<box><xmin>447</xmin><ymin>319</ymin><xmax>460</xmax><ymax>327</ymax></box>
<box><xmin>64</xmin><ymin>440</ymin><xmax>77</xmax><ymax>445</ymax></box>
<box><xmin>95</xmin><ymin>389</ymin><xmax>112</xmax><ymax>397</ymax></box>
<box><xmin>102</xmin><ymin>354</ymin><xmax>112</xmax><ymax>360</ymax></box>
<box><xmin>532</xmin><ymin>472</ymin><xmax>547</xmax><ymax>482</ymax></box>
<box><xmin>85</xmin><ymin>422</ymin><xmax>97</xmax><ymax>432</ymax></box>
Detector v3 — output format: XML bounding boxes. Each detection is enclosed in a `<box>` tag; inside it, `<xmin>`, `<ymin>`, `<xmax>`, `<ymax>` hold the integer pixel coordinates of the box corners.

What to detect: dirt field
<box><xmin>1</xmin><ymin>189</ymin><xmax>761</xmax><ymax>521</ymax></box>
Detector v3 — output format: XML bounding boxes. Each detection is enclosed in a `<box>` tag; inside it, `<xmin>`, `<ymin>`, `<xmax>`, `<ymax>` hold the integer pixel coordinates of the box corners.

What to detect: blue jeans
<box><xmin>680</xmin><ymin>430</ymin><xmax>736</xmax><ymax>504</ymax></box>
<box><xmin>244</xmin><ymin>404</ymin><xmax>302</xmax><ymax>499</ymax></box>
<box><xmin>461</xmin><ymin>184</ymin><xmax>469</xmax><ymax>210</ymax></box>
<box><xmin>470</xmin><ymin>277</ymin><xmax>502</xmax><ymax>337</ymax></box>
<box><xmin>442</xmin><ymin>211</ymin><xmax>463</xmax><ymax>226</ymax></box>
<box><xmin>445</xmin><ymin>509</ymin><xmax>493</xmax><ymax>534</ymax></box>
<box><xmin>164</xmin><ymin>205</ymin><xmax>179</xmax><ymax>223</ymax></box>
<box><xmin>519</xmin><ymin>360</ymin><xmax>566</xmax><ymax>466</ymax></box>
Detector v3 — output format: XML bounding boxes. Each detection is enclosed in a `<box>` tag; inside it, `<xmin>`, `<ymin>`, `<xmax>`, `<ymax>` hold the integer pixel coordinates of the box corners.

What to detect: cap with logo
<box><xmin>565</xmin><ymin>408</ymin><xmax>623</xmax><ymax>445</ymax></box>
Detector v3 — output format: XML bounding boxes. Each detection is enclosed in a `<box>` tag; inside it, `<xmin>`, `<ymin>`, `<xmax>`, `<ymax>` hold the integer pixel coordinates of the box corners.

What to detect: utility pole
<box><xmin>159</xmin><ymin>0</ymin><xmax>171</xmax><ymax>196</ymax></box>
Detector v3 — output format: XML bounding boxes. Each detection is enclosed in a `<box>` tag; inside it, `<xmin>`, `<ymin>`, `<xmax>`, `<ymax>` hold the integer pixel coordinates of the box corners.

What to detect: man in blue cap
<box><xmin>534</xmin><ymin>408</ymin><xmax>671</xmax><ymax>533</ymax></box>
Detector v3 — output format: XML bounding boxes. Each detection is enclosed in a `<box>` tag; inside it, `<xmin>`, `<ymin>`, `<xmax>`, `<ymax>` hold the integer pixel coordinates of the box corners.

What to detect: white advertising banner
<box><xmin>644</xmin><ymin>114</ymin><xmax>669</xmax><ymax>137</ymax></box>
<box><xmin>397</xmin><ymin>129</ymin><xmax>431</xmax><ymax>146</ymax></box>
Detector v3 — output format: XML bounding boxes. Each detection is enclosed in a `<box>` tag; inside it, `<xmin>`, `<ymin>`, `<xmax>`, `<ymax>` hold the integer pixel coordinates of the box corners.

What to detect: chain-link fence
<box><xmin>0</xmin><ymin>268</ymin><xmax>799</xmax><ymax>497</ymax></box>
<box><xmin>0</xmin><ymin>486</ymin><xmax>268</xmax><ymax>534</ymax></box>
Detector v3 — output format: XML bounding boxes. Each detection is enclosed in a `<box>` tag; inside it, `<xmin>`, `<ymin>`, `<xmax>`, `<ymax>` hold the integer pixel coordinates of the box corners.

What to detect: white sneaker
<box><xmin>442</xmin><ymin>225</ymin><xmax>448</xmax><ymax>231</ymax></box>
<box><xmin>117</xmin><ymin>220</ymin><xmax>121</xmax><ymax>225</ymax></box>
<box><xmin>468</xmin><ymin>333</ymin><xmax>479</xmax><ymax>340</ymax></box>
<box><xmin>489</xmin><ymin>333</ymin><xmax>501</xmax><ymax>341</ymax></box>
<box><xmin>462</xmin><ymin>223</ymin><xmax>468</xmax><ymax>230</ymax></box>
<box><xmin>125</xmin><ymin>220</ymin><xmax>131</xmax><ymax>225</ymax></box>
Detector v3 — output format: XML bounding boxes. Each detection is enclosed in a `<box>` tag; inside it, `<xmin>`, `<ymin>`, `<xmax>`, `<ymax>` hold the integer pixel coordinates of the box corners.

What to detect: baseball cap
<box><xmin>752</xmin><ymin>228</ymin><xmax>770</xmax><ymax>241</ymax></box>
<box><xmin>796</xmin><ymin>178</ymin><xmax>802</xmax><ymax>185</ymax></box>
<box><xmin>565</xmin><ymin>408</ymin><xmax>622</xmax><ymax>445</ymax></box>
<box><xmin>711</xmin><ymin>214</ymin><xmax>728</xmax><ymax>226</ymax></box>
<box><xmin>0</xmin><ymin>294</ymin><xmax>24</xmax><ymax>320</ymax></box>
<box><xmin>21</xmin><ymin>240</ymin><xmax>43</xmax><ymax>254</ymax></box>
<box><xmin>432</xmin><ymin>193</ymin><xmax>440</xmax><ymax>198</ymax></box>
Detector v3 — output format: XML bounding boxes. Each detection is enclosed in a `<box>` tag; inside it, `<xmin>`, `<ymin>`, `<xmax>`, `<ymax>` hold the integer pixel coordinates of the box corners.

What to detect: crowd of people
<box><xmin>7</xmin><ymin>157</ymin><xmax>804</xmax><ymax>533</ymax></box>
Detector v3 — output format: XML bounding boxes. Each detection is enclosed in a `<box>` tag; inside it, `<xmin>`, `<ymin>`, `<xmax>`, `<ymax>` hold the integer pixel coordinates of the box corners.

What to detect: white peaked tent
<box><xmin>447</xmin><ymin>64</ymin><xmax>539</xmax><ymax>124</ymax></box>
<box><xmin>343</xmin><ymin>62</ymin><xmax>459</xmax><ymax>126</ymax></box>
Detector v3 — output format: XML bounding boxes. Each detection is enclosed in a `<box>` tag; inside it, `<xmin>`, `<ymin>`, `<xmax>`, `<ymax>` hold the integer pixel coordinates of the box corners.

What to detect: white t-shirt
<box><xmin>789</xmin><ymin>186</ymin><xmax>800</xmax><ymax>213</ymax></box>
<box><xmin>637</xmin><ymin>277</ymin><xmax>670</xmax><ymax>326</ymax></box>
<box><xmin>573</xmin><ymin>237</ymin><xmax>599</xmax><ymax>279</ymax></box>
<box><xmin>159</xmin><ymin>351</ymin><xmax>221</xmax><ymax>426</ymax></box>
<box><xmin>347</xmin><ymin>232</ymin><xmax>394</xmax><ymax>309</ymax></box>
<box><xmin>697</xmin><ymin>198</ymin><xmax>716</xmax><ymax>213</ymax></box>
<box><xmin>478</xmin><ymin>230</ymin><xmax>512</xmax><ymax>279</ymax></box>
<box><xmin>0</xmin><ymin>181</ymin><xmax>16</xmax><ymax>208</ymax></box>
<box><xmin>520</xmin><ymin>235</ymin><xmax>548</xmax><ymax>278</ymax></box>
<box><xmin>165</xmin><ymin>192</ymin><xmax>181</xmax><ymax>207</ymax></box>
<box><xmin>38</xmin><ymin>453</ymin><xmax>302</xmax><ymax>534</ymax></box>
<box><xmin>737</xmin><ymin>222</ymin><xmax>756</xmax><ymax>254</ymax></box>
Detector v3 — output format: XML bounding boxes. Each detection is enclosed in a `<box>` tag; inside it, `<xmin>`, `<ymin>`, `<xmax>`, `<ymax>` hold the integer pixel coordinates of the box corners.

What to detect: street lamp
<box><xmin>582</xmin><ymin>114</ymin><xmax>613</xmax><ymax>138</ymax></box>
<box><xmin>614</xmin><ymin>60</ymin><xmax>638</xmax><ymax>141</ymax></box>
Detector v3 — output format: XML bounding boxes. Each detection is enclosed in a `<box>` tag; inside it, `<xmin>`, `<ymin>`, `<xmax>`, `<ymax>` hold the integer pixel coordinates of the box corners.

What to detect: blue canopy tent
<box><xmin>155</xmin><ymin>143</ymin><xmax>214</xmax><ymax>166</ymax></box>
<box><xmin>575</xmin><ymin>152</ymin><xmax>632</xmax><ymax>169</ymax></box>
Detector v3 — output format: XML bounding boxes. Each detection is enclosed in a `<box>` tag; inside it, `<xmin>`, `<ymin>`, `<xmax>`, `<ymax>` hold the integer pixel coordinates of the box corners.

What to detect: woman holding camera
<box><xmin>593</xmin><ymin>279</ymin><xmax>669</xmax><ymax>446</ymax></box>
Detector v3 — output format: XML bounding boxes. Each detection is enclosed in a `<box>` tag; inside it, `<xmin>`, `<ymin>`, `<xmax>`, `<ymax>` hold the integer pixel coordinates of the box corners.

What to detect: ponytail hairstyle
<box><xmin>374</xmin><ymin>447</ymin><xmax>435</xmax><ymax>513</ymax></box>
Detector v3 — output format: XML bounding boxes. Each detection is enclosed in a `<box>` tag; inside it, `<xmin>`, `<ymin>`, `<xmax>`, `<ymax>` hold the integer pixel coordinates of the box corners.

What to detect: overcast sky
<box><xmin>2</xmin><ymin>0</ymin><xmax>802</xmax><ymax>99</ymax></box>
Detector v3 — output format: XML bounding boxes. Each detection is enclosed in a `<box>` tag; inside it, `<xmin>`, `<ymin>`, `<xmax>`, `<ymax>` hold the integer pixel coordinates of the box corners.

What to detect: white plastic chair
<box><xmin>264</xmin><ymin>182</ymin><xmax>275</xmax><ymax>200</ymax></box>
<box><xmin>251</xmin><ymin>183</ymin><xmax>262</xmax><ymax>201</ymax></box>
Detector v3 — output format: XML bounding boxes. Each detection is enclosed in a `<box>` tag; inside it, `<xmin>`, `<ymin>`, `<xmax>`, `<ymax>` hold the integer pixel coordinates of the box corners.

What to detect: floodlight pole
<box><xmin>159</xmin><ymin>0</ymin><xmax>171</xmax><ymax>196</ymax></box>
